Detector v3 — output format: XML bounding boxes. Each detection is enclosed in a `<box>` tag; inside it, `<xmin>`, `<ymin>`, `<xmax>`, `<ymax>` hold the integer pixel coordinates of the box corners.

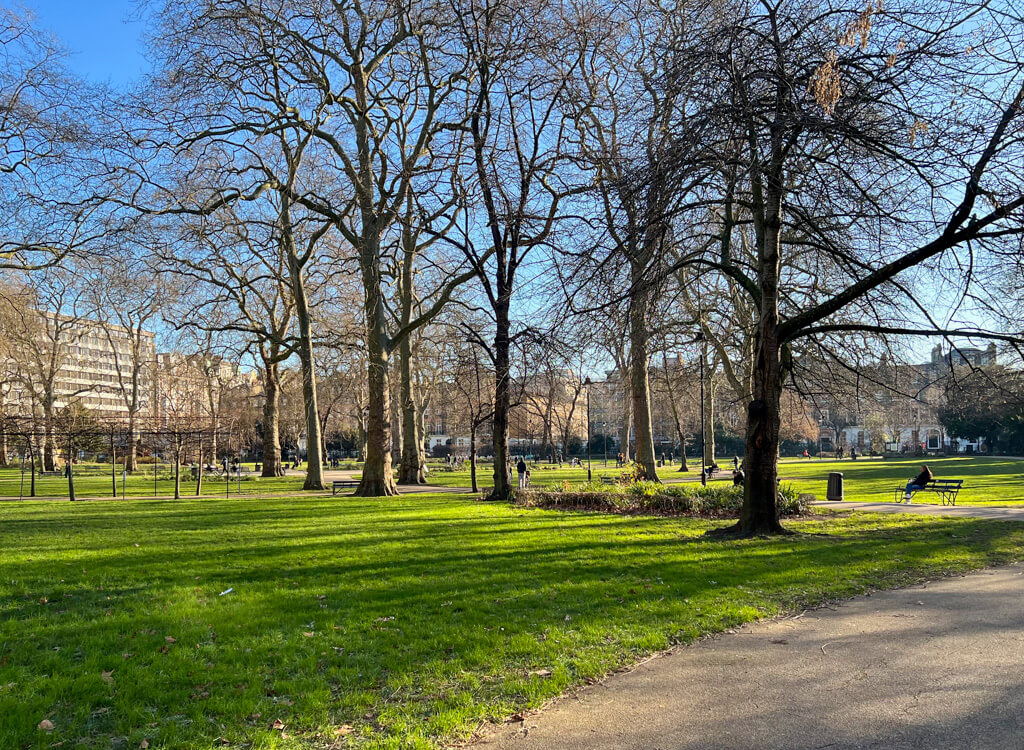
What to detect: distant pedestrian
<box><xmin>733</xmin><ymin>456</ymin><xmax>739</xmax><ymax>470</ymax></box>
<box><xmin>732</xmin><ymin>468</ymin><xmax>744</xmax><ymax>487</ymax></box>
<box><xmin>517</xmin><ymin>457</ymin><xmax>527</xmax><ymax>488</ymax></box>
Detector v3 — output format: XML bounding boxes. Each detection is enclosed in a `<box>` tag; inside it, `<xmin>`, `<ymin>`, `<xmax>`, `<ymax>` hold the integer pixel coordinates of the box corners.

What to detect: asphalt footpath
<box><xmin>477</xmin><ymin>564</ymin><xmax>1024</xmax><ymax>749</ymax></box>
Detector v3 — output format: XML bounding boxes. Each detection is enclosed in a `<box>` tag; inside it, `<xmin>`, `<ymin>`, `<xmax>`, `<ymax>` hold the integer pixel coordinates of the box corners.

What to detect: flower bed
<box><xmin>514</xmin><ymin>480</ymin><xmax>810</xmax><ymax>518</ymax></box>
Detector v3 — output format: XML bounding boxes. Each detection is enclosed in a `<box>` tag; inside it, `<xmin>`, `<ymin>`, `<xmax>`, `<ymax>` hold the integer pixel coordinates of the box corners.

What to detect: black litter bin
<box><xmin>827</xmin><ymin>472</ymin><xmax>844</xmax><ymax>501</ymax></box>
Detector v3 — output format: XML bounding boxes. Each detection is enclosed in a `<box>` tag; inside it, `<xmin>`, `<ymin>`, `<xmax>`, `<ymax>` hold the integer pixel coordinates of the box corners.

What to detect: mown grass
<box><xmin>429</xmin><ymin>456</ymin><xmax>1024</xmax><ymax>506</ymax></box>
<box><xmin>4</xmin><ymin>493</ymin><xmax>1024</xmax><ymax>748</ymax></box>
<box><xmin>776</xmin><ymin>455</ymin><xmax>1024</xmax><ymax>505</ymax></box>
<box><xmin>0</xmin><ymin>464</ymin><xmax>309</xmax><ymax>499</ymax></box>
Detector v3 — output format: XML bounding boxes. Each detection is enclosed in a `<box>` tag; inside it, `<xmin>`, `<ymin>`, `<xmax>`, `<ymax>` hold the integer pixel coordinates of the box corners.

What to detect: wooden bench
<box><xmin>600</xmin><ymin>476</ymin><xmax>615</xmax><ymax>486</ymax></box>
<box><xmin>703</xmin><ymin>465</ymin><xmax>720</xmax><ymax>479</ymax></box>
<box><xmin>893</xmin><ymin>478</ymin><xmax>963</xmax><ymax>506</ymax></box>
<box><xmin>332</xmin><ymin>479</ymin><xmax>359</xmax><ymax>495</ymax></box>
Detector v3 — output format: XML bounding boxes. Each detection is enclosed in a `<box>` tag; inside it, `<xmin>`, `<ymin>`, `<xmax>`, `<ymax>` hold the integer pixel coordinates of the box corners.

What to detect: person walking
<box><xmin>903</xmin><ymin>464</ymin><xmax>933</xmax><ymax>504</ymax></box>
<box><xmin>516</xmin><ymin>457</ymin><xmax>528</xmax><ymax>489</ymax></box>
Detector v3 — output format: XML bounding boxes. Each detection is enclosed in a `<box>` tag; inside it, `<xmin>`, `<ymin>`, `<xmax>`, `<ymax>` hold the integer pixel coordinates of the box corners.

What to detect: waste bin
<box><xmin>827</xmin><ymin>472</ymin><xmax>844</xmax><ymax>501</ymax></box>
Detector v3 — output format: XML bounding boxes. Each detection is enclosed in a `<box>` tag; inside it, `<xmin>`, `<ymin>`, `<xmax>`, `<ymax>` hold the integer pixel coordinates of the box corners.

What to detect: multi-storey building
<box><xmin>2</xmin><ymin>311</ymin><xmax>156</xmax><ymax>419</ymax></box>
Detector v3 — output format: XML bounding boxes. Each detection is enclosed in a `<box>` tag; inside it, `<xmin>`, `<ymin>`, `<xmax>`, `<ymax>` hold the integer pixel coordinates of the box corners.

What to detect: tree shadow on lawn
<box><xmin>2</xmin><ymin>498</ymin><xmax>1024</xmax><ymax>748</ymax></box>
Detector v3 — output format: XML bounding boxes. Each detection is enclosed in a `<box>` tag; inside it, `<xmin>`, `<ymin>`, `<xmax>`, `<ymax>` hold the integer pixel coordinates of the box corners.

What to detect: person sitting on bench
<box><xmin>903</xmin><ymin>464</ymin><xmax>933</xmax><ymax>504</ymax></box>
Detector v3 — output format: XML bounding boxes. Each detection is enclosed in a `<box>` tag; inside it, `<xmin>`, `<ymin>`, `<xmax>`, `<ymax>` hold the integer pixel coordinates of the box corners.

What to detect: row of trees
<box><xmin>2</xmin><ymin>1</ymin><xmax>1023</xmax><ymax>534</ymax></box>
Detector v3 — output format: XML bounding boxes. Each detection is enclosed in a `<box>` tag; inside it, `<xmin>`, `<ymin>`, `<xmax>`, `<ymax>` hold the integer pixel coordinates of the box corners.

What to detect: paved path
<box><xmin>477</xmin><ymin>565</ymin><xmax>1024</xmax><ymax>749</ymax></box>
<box><xmin>815</xmin><ymin>500</ymin><xmax>1024</xmax><ymax>521</ymax></box>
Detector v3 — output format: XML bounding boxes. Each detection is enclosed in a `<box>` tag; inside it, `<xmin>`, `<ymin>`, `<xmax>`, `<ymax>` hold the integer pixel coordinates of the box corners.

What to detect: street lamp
<box><xmin>584</xmin><ymin>377</ymin><xmax>593</xmax><ymax>482</ymax></box>
<box><xmin>695</xmin><ymin>332</ymin><xmax>707</xmax><ymax>487</ymax></box>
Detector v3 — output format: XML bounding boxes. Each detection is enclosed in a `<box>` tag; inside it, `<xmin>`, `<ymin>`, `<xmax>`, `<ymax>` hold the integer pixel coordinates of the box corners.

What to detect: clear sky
<box><xmin>20</xmin><ymin>0</ymin><xmax>149</xmax><ymax>86</ymax></box>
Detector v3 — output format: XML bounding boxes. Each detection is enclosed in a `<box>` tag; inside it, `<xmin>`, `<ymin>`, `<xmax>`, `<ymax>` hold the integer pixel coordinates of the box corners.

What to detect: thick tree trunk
<box><xmin>290</xmin><ymin>258</ymin><xmax>325</xmax><ymax>491</ymax></box>
<box><xmin>0</xmin><ymin>418</ymin><xmax>8</xmax><ymax>467</ymax></box>
<box><xmin>358</xmin><ymin>346</ymin><xmax>399</xmax><ymax>496</ymax></box>
<box><xmin>261</xmin><ymin>363</ymin><xmax>284</xmax><ymax>478</ymax></box>
<box><xmin>489</xmin><ymin>300</ymin><xmax>513</xmax><ymax>501</ymax></box>
<box><xmin>628</xmin><ymin>278</ymin><xmax>659</xmax><ymax>481</ymax></box>
<box><xmin>398</xmin><ymin>336</ymin><xmax>426</xmax><ymax>484</ymax></box>
<box><xmin>390</xmin><ymin>385</ymin><xmax>403</xmax><ymax>466</ymax></box>
<box><xmin>356</xmin><ymin>236</ymin><xmax>399</xmax><ymax>497</ymax></box>
<box><xmin>712</xmin><ymin>174</ymin><xmax>788</xmax><ymax>536</ymax></box>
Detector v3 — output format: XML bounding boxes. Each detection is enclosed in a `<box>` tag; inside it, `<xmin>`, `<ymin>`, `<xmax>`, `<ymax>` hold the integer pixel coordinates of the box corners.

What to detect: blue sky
<box><xmin>21</xmin><ymin>0</ymin><xmax>149</xmax><ymax>86</ymax></box>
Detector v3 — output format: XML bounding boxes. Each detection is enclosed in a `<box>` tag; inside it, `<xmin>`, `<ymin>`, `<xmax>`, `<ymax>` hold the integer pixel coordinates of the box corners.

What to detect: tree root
<box><xmin>704</xmin><ymin>520</ymin><xmax>795</xmax><ymax>539</ymax></box>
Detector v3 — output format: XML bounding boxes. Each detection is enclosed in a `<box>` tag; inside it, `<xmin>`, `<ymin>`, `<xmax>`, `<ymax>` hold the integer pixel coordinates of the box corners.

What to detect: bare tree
<box><xmin>662</xmin><ymin>0</ymin><xmax>1024</xmax><ymax>534</ymax></box>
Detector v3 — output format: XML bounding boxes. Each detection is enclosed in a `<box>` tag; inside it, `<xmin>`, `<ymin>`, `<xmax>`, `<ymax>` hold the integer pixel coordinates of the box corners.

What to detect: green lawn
<box><xmin>0</xmin><ymin>464</ymin><xmax>308</xmax><ymax>499</ymax></box>
<box><xmin>430</xmin><ymin>456</ymin><xmax>1024</xmax><ymax>507</ymax></box>
<box><xmin>776</xmin><ymin>455</ymin><xmax>1024</xmax><ymax>506</ymax></box>
<box><xmin>5</xmin><ymin>494</ymin><xmax>1024</xmax><ymax>748</ymax></box>
<box><xmin>424</xmin><ymin>462</ymin><xmax>631</xmax><ymax>488</ymax></box>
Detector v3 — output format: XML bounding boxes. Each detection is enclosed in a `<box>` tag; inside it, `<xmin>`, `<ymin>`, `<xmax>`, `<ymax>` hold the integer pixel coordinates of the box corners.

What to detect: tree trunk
<box><xmin>126</xmin><ymin>421</ymin><xmax>138</xmax><ymax>473</ymax></box>
<box><xmin>713</xmin><ymin>174</ymin><xmax>788</xmax><ymax>536</ymax></box>
<box><xmin>390</xmin><ymin>383</ymin><xmax>403</xmax><ymax>466</ymax></box>
<box><xmin>470</xmin><ymin>424</ymin><xmax>479</xmax><ymax>493</ymax></box>
<box><xmin>489</xmin><ymin>300</ymin><xmax>513</xmax><ymax>500</ymax></box>
<box><xmin>196</xmin><ymin>443</ymin><xmax>203</xmax><ymax>496</ymax></box>
<box><xmin>677</xmin><ymin>427</ymin><xmax>689</xmax><ymax>472</ymax></box>
<box><xmin>398</xmin><ymin>335</ymin><xmax>426</xmax><ymax>484</ymax></box>
<box><xmin>628</xmin><ymin>277</ymin><xmax>659</xmax><ymax>481</ymax></box>
<box><xmin>111</xmin><ymin>436</ymin><xmax>117</xmax><ymax>498</ymax></box>
<box><xmin>703</xmin><ymin>359</ymin><xmax>716</xmax><ymax>466</ymax></box>
<box><xmin>174</xmin><ymin>447</ymin><xmax>181</xmax><ymax>499</ymax></box>
<box><xmin>261</xmin><ymin>362</ymin><xmax>284</xmax><ymax>478</ymax></box>
<box><xmin>290</xmin><ymin>258</ymin><xmax>325</xmax><ymax>491</ymax></box>
<box><xmin>43</xmin><ymin>404</ymin><xmax>56</xmax><ymax>472</ymax></box>
<box><xmin>619</xmin><ymin>371</ymin><xmax>632</xmax><ymax>462</ymax></box>
<box><xmin>355</xmin><ymin>234</ymin><xmax>399</xmax><ymax>497</ymax></box>
<box><xmin>0</xmin><ymin>418</ymin><xmax>8</xmax><ymax>467</ymax></box>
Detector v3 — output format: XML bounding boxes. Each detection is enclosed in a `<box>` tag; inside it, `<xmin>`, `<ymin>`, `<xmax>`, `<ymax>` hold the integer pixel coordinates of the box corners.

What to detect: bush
<box><xmin>514</xmin><ymin>481</ymin><xmax>810</xmax><ymax>518</ymax></box>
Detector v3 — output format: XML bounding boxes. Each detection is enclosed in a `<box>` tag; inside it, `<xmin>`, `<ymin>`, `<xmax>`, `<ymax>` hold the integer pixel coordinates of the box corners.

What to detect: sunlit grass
<box><xmin>776</xmin><ymin>455</ymin><xmax>1024</xmax><ymax>506</ymax></box>
<box><xmin>4</xmin><ymin>493</ymin><xmax>1024</xmax><ymax>748</ymax></box>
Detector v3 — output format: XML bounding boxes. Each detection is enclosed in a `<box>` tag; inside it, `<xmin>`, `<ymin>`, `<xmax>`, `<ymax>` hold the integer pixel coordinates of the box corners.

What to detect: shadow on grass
<box><xmin>2</xmin><ymin>495</ymin><xmax>1023</xmax><ymax>748</ymax></box>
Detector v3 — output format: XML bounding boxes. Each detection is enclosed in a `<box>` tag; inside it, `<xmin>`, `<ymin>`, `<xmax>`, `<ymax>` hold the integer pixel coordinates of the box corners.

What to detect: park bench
<box><xmin>892</xmin><ymin>478</ymin><xmax>964</xmax><ymax>506</ymax></box>
<box><xmin>600</xmin><ymin>476</ymin><xmax>615</xmax><ymax>486</ymax></box>
<box><xmin>703</xmin><ymin>465</ymin><xmax>720</xmax><ymax>479</ymax></box>
<box><xmin>332</xmin><ymin>479</ymin><xmax>359</xmax><ymax>495</ymax></box>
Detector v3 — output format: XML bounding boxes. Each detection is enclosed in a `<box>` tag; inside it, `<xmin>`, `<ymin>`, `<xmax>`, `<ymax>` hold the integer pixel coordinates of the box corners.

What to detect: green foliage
<box><xmin>518</xmin><ymin>481</ymin><xmax>808</xmax><ymax>517</ymax></box>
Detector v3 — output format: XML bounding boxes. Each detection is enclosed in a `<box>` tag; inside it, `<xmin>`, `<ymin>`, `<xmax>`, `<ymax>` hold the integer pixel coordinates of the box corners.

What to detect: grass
<box><xmin>0</xmin><ymin>464</ymin><xmax>309</xmax><ymax>499</ymax></box>
<box><xmin>5</xmin><ymin>493</ymin><xmax>1024</xmax><ymax>748</ymax></box>
<box><xmin>429</xmin><ymin>456</ymin><xmax>1024</xmax><ymax>507</ymax></box>
<box><xmin>776</xmin><ymin>455</ymin><xmax>1024</xmax><ymax>506</ymax></box>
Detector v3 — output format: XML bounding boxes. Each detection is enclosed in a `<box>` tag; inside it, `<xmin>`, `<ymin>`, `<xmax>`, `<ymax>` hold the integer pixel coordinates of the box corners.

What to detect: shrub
<box><xmin>514</xmin><ymin>481</ymin><xmax>810</xmax><ymax>518</ymax></box>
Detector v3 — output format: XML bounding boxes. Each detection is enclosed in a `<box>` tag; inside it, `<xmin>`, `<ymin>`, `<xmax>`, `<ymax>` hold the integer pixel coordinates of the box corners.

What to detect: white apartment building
<box><xmin>3</xmin><ymin>311</ymin><xmax>156</xmax><ymax>419</ymax></box>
